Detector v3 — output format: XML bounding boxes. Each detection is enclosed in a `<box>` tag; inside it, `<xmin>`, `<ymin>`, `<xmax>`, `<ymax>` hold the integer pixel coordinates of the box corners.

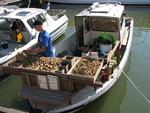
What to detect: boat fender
<box><xmin>125</xmin><ymin>17</ymin><xmax>132</xmax><ymax>26</ymax></box>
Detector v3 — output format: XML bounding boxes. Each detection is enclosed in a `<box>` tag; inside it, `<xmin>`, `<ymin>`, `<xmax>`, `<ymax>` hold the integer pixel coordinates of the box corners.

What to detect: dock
<box><xmin>0</xmin><ymin>106</ymin><xmax>28</xmax><ymax>113</ymax></box>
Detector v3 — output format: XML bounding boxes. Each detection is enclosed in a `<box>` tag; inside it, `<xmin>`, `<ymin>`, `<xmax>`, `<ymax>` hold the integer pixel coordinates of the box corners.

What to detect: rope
<box><xmin>117</xmin><ymin>67</ymin><xmax>150</xmax><ymax>104</ymax></box>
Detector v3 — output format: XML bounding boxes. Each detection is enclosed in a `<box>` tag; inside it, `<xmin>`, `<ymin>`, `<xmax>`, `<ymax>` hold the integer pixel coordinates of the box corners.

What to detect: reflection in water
<box><xmin>77</xmin><ymin>74</ymin><xmax>127</xmax><ymax>113</ymax></box>
<box><xmin>0</xmin><ymin>76</ymin><xmax>29</xmax><ymax>111</ymax></box>
<box><xmin>126</xmin><ymin>6</ymin><xmax>150</xmax><ymax>28</ymax></box>
<box><xmin>120</xmin><ymin>28</ymin><xmax>150</xmax><ymax>113</ymax></box>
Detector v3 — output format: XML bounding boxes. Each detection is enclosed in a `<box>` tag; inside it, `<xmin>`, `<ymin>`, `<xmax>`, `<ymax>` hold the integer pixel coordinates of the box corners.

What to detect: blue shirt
<box><xmin>38</xmin><ymin>31</ymin><xmax>54</xmax><ymax>57</ymax></box>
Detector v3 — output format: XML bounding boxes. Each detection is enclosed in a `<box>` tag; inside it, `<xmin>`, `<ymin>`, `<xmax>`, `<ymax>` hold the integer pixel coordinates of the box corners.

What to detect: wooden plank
<box><xmin>46</xmin><ymin>76</ymin><xmax>50</xmax><ymax>90</ymax></box>
<box><xmin>22</xmin><ymin>75</ymin><xmax>29</xmax><ymax>86</ymax></box>
<box><xmin>93</xmin><ymin>81</ymin><xmax>103</xmax><ymax>87</ymax></box>
<box><xmin>107</xmin><ymin>41</ymin><xmax>120</xmax><ymax>63</ymax></box>
<box><xmin>67</xmin><ymin>57</ymin><xmax>82</xmax><ymax>74</ymax></box>
<box><xmin>28</xmin><ymin>74</ymin><xmax>38</xmax><ymax>87</ymax></box>
<box><xmin>26</xmin><ymin>75</ymin><xmax>31</xmax><ymax>86</ymax></box>
<box><xmin>93</xmin><ymin>60</ymin><xmax>104</xmax><ymax>82</ymax></box>
<box><xmin>59</xmin><ymin>78</ymin><xmax>70</xmax><ymax>91</ymax></box>
<box><xmin>103</xmin><ymin>40</ymin><xmax>120</xmax><ymax>69</ymax></box>
<box><xmin>21</xmin><ymin>86</ymin><xmax>71</xmax><ymax>104</ymax></box>
<box><xmin>68</xmin><ymin>79</ymin><xmax>74</xmax><ymax>92</ymax></box>
<box><xmin>122</xmin><ymin>28</ymin><xmax>129</xmax><ymax>45</ymax></box>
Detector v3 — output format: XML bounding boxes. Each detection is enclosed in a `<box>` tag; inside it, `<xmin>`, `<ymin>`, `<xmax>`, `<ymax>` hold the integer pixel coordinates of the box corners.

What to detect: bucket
<box><xmin>99</xmin><ymin>44</ymin><xmax>112</xmax><ymax>53</ymax></box>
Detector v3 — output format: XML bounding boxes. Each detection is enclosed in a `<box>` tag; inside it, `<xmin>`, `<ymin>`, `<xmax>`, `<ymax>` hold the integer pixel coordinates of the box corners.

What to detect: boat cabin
<box><xmin>75</xmin><ymin>2</ymin><xmax>126</xmax><ymax>47</ymax></box>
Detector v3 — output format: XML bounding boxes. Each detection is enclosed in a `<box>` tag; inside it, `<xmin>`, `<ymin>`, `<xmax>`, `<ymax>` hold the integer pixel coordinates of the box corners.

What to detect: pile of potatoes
<box><xmin>72</xmin><ymin>58</ymin><xmax>101</xmax><ymax>77</ymax></box>
<box><xmin>9</xmin><ymin>55</ymin><xmax>62</xmax><ymax>72</ymax></box>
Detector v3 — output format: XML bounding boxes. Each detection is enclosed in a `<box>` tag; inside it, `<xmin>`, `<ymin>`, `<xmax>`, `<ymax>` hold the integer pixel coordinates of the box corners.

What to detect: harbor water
<box><xmin>0</xmin><ymin>4</ymin><xmax>150</xmax><ymax>113</ymax></box>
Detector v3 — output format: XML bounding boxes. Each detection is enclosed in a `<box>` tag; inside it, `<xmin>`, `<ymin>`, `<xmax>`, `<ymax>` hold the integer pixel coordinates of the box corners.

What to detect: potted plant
<box><xmin>95</xmin><ymin>32</ymin><xmax>116</xmax><ymax>53</ymax></box>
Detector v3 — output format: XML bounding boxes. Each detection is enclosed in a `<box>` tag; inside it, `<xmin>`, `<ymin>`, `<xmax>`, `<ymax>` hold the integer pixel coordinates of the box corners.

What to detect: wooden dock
<box><xmin>0</xmin><ymin>106</ymin><xmax>28</xmax><ymax>113</ymax></box>
<box><xmin>0</xmin><ymin>0</ymin><xmax>21</xmax><ymax>6</ymax></box>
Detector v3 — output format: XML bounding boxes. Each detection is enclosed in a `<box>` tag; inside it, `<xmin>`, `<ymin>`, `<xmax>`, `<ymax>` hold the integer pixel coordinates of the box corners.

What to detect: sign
<box><xmin>90</xmin><ymin>52</ymin><xmax>99</xmax><ymax>59</ymax></box>
<box><xmin>47</xmin><ymin>75</ymin><xmax>59</xmax><ymax>90</ymax></box>
<box><xmin>38</xmin><ymin>75</ymin><xmax>48</xmax><ymax>90</ymax></box>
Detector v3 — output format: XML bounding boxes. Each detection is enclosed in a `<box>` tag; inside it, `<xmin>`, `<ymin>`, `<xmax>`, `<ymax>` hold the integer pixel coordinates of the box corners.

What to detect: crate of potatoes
<box><xmin>67</xmin><ymin>57</ymin><xmax>104</xmax><ymax>83</ymax></box>
<box><xmin>2</xmin><ymin>53</ymin><xmax>63</xmax><ymax>75</ymax></box>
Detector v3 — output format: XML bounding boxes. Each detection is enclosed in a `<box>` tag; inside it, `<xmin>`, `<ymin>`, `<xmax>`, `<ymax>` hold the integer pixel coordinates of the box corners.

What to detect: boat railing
<box><xmin>47</xmin><ymin>9</ymin><xmax>66</xmax><ymax>20</ymax></box>
<box><xmin>98</xmin><ymin>1</ymin><xmax>121</xmax><ymax>5</ymax></box>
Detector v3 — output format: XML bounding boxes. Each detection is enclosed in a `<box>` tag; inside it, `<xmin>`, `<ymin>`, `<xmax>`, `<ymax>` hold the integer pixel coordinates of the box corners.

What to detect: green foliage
<box><xmin>95</xmin><ymin>32</ymin><xmax>116</xmax><ymax>45</ymax></box>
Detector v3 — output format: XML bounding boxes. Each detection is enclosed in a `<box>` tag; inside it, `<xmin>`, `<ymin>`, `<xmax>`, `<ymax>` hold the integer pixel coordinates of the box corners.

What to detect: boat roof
<box><xmin>76</xmin><ymin>2</ymin><xmax>124</xmax><ymax>18</ymax></box>
<box><xmin>0</xmin><ymin>7</ymin><xmax>45</xmax><ymax>20</ymax></box>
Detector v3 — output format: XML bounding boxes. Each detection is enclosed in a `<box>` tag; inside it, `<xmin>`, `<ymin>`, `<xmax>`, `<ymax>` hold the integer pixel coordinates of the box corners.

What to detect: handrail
<box><xmin>47</xmin><ymin>9</ymin><xmax>66</xmax><ymax>20</ymax></box>
<box><xmin>98</xmin><ymin>1</ymin><xmax>121</xmax><ymax>5</ymax></box>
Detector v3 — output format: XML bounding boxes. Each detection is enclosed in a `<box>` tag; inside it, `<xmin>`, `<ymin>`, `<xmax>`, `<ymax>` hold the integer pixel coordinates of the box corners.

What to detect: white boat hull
<box><xmin>46</xmin><ymin>18</ymin><xmax>133</xmax><ymax>113</ymax></box>
<box><xmin>51</xmin><ymin>0</ymin><xmax>150</xmax><ymax>5</ymax></box>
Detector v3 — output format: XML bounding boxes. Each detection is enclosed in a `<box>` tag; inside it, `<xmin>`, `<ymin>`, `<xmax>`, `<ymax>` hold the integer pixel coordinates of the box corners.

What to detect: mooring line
<box><xmin>117</xmin><ymin>67</ymin><xmax>150</xmax><ymax>104</ymax></box>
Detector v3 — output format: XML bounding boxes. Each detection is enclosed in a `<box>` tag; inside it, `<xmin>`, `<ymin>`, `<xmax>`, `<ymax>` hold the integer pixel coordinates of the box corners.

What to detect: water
<box><xmin>0</xmin><ymin>4</ymin><xmax>150</xmax><ymax>113</ymax></box>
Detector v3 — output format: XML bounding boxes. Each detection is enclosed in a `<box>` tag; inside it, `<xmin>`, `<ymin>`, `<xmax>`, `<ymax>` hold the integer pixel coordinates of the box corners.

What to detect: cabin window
<box><xmin>35</xmin><ymin>13</ymin><xmax>46</xmax><ymax>23</ymax></box>
<box><xmin>91</xmin><ymin>17</ymin><xmax>118</xmax><ymax>32</ymax></box>
<box><xmin>0</xmin><ymin>18</ymin><xmax>10</xmax><ymax>31</ymax></box>
<box><xmin>27</xmin><ymin>13</ymin><xmax>46</xmax><ymax>29</ymax></box>
<box><xmin>27</xmin><ymin>17</ymin><xmax>36</xmax><ymax>29</ymax></box>
<box><xmin>13</xmin><ymin>19</ymin><xmax>28</xmax><ymax>32</ymax></box>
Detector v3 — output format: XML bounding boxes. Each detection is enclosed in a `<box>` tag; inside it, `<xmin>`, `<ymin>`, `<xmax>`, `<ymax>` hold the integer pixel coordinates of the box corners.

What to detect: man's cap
<box><xmin>33</xmin><ymin>20</ymin><xmax>43</xmax><ymax>26</ymax></box>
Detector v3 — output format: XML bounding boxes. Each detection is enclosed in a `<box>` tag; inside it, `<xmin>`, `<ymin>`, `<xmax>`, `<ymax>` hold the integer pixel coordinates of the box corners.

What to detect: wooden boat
<box><xmin>50</xmin><ymin>0</ymin><xmax>150</xmax><ymax>5</ymax></box>
<box><xmin>0</xmin><ymin>5</ymin><xmax>68</xmax><ymax>66</ymax></box>
<box><xmin>1</xmin><ymin>2</ymin><xmax>133</xmax><ymax>113</ymax></box>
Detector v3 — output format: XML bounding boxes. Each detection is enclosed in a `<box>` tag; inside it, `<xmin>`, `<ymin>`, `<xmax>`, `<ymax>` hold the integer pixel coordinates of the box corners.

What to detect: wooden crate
<box><xmin>67</xmin><ymin>57</ymin><xmax>104</xmax><ymax>83</ymax></box>
<box><xmin>2</xmin><ymin>56</ymin><xmax>63</xmax><ymax>76</ymax></box>
<box><xmin>2</xmin><ymin>57</ymin><xmax>23</xmax><ymax>75</ymax></box>
<box><xmin>63</xmin><ymin>56</ymin><xmax>78</xmax><ymax>68</ymax></box>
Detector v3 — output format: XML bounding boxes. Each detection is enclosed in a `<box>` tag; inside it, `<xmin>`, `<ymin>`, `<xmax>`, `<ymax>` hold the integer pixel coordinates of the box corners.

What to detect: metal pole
<box><xmin>27</xmin><ymin>0</ymin><xmax>31</xmax><ymax>8</ymax></box>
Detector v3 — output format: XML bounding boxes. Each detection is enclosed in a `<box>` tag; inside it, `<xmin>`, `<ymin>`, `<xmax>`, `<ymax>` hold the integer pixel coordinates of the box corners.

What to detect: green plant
<box><xmin>95</xmin><ymin>32</ymin><xmax>116</xmax><ymax>46</ymax></box>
